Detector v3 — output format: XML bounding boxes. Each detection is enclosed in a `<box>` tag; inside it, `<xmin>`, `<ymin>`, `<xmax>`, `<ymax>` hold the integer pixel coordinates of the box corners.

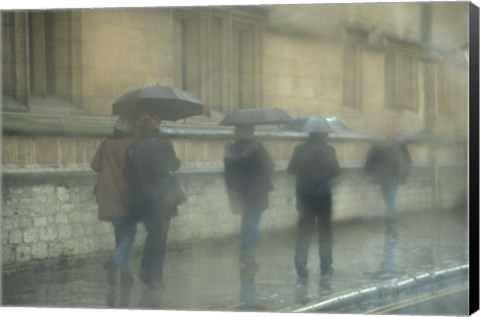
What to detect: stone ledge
<box><xmin>3</xmin><ymin>112</ymin><xmax>464</xmax><ymax>145</ymax></box>
<box><xmin>3</xmin><ymin>112</ymin><xmax>369</xmax><ymax>140</ymax></box>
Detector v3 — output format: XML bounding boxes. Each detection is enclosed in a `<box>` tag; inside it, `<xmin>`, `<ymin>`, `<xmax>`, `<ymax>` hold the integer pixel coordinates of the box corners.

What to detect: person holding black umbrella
<box><xmin>287</xmin><ymin>117</ymin><xmax>341</xmax><ymax>279</ymax></box>
<box><xmin>110</xmin><ymin>85</ymin><xmax>201</xmax><ymax>290</ymax></box>
<box><xmin>223</xmin><ymin>123</ymin><xmax>275</xmax><ymax>269</ymax></box>
<box><xmin>124</xmin><ymin>112</ymin><xmax>185</xmax><ymax>289</ymax></box>
<box><xmin>104</xmin><ymin>85</ymin><xmax>201</xmax><ymax>291</ymax></box>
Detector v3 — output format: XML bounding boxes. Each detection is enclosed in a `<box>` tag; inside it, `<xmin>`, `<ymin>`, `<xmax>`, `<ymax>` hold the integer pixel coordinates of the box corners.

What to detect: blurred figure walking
<box><xmin>223</xmin><ymin>124</ymin><xmax>274</xmax><ymax>269</ymax></box>
<box><xmin>365</xmin><ymin>124</ymin><xmax>412</xmax><ymax>218</ymax></box>
<box><xmin>287</xmin><ymin>117</ymin><xmax>341</xmax><ymax>279</ymax></box>
<box><xmin>91</xmin><ymin>116</ymin><xmax>137</xmax><ymax>306</ymax></box>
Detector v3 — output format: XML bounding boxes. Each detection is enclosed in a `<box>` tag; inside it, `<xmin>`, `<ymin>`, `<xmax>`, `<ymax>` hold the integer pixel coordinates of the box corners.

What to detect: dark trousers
<box><xmin>295</xmin><ymin>197</ymin><xmax>333</xmax><ymax>273</ymax></box>
<box><xmin>140</xmin><ymin>211</ymin><xmax>172</xmax><ymax>286</ymax></box>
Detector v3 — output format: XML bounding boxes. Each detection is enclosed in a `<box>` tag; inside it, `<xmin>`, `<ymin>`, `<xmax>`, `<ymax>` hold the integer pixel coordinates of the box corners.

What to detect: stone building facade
<box><xmin>1</xmin><ymin>3</ymin><xmax>470</xmax><ymax>272</ymax></box>
<box><xmin>2</xmin><ymin>3</ymin><xmax>469</xmax><ymax>133</ymax></box>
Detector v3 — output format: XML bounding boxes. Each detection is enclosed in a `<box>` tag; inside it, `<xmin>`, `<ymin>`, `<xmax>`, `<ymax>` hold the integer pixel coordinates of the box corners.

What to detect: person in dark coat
<box><xmin>125</xmin><ymin>112</ymin><xmax>182</xmax><ymax>289</ymax></box>
<box><xmin>365</xmin><ymin>125</ymin><xmax>412</xmax><ymax>218</ymax></box>
<box><xmin>287</xmin><ymin>119</ymin><xmax>341</xmax><ymax>278</ymax></box>
<box><xmin>91</xmin><ymin>116</ymin><xmax>137</xmax><ymax>306</ymax></box>
<box><xmin>223</xmin><ymin>123</ymin><xmax>274</xmax><ymax>268</ymax></box>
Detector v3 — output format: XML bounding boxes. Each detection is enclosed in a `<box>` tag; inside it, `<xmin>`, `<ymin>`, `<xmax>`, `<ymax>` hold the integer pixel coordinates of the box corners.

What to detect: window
<box><xmin>2</xmin><ymin>12</ymin><xmax>29</xmax><ymax>108</ymax></box>
<box><xmin>343</xmin><ymin>30</ymin><xmax>366</xmax><ymax>111</ymax></box>
<box><xmin>173</xmin><ymin>11</ymin><xmax>201</xmax><ymax>100</ymax></box>
<box><xmin>232</xmin><ymin>21</ymin><xmax>255</xmax><ymax>109</ymax></box>
<box><xmin>2</xmin><ymin>11</ymin><xmax>80</xmax><ymax>113</ymax></box>
<box><xmin>437</xmin><ymin>59</ymin><xmax>464</xmax><ymax>117</ymax></box>
<box><xmin>385</xmin><ymin>40</ymin><xmax>420</xmax><ymax>113</ymax></box>
<box><xmin>172</xmin><ymin>8</ymin><xmax>262</xmax><ymax>116</ymax></box>
<box><xmin>210</xmin><ymin>15</ymin><xmax>227</xmax><ymax>113</ymax></box>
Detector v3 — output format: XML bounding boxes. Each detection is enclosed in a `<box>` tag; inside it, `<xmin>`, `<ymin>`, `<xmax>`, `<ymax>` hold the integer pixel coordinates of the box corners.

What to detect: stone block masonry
<box><xmin>1</xmin><ymin>164</ymin><xmax>466</xmax><ymax>274</ymax></box>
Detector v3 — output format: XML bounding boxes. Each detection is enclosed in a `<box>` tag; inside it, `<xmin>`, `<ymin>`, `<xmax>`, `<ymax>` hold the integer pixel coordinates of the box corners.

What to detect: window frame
<box><xmin>171</xmin><ymin>7</ymin><xmax>263</xmax><ymax>117</ymax></box>
<box><xmin>342</xmin><ymin>29</ymin><xmax>367</xmax><ymax>112</ymax></box>
<box><xmin>384</xmin><ymin>39</ymin><xmax>421</xmax><ymax>114</ymax></box>
<box><xmin>2</xmin><ymin>11</ymin><xmax>82</xmax><ymax>114</ymax></box>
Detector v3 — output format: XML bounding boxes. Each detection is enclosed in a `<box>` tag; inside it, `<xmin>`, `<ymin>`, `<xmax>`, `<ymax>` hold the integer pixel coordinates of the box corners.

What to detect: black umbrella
<box><xmin>219</xmin><ymin>108</ymin><xmax>294</xmax><ymax>126</ymax></box>
<box><xmin>112</xmin><ymin>85</ymin><xmax>204</xmax><ymax>121</ymax></box>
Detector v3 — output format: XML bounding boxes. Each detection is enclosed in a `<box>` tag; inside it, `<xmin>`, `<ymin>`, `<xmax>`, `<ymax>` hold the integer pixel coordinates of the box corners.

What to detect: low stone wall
<box><xmin>2</xmin><ymin>163</ymin><xmax>466</xmax><ymax>274</ymax></box>
<box><xmin>436</xmin><ymin>163</ymin><xmax>468</xmax><ymax>210</ymax></box>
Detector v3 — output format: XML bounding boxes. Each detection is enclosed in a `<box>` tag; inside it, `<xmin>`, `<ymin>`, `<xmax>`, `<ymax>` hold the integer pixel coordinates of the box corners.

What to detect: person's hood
<box><xmin>224</xmin><ymin>138</ymin><xmax>260</xmax><ymax>162</ymax></box>
<box><xmin>307</xmin><ymin>134</ymin><xmax>328</xmax><ymax>145</ymax></box>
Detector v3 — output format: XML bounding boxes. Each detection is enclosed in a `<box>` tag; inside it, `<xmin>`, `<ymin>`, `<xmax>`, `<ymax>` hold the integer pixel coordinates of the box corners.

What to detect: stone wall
<box><xmin>436</xmin><ymin>163</ymin><xmax>468</xmax><ymax>210</ymax></box>
<box><xmin>2</xmin><ymin>163</ymin><xmax>466</xmax><ymax>275</ymax></box>
<box><xmin>6</xmin><ymin>112</ymin><xmax>462</xmax><ymax>172</ymax></box>
<box><xmin>2</xmin><ymin>4</ymin><xmax>468</xmax><ymax>136</ymax></box>
<box><xmin>79</xmin><ymin>8</ymin><xmax>175</xmax><ymax>116</ymax></box>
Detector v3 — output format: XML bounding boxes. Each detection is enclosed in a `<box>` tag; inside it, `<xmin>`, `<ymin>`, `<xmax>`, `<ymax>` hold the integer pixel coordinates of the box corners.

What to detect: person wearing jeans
<box><xmin>224</xmin><ymin>124</ymin><xmax>274</xmax><ymax>268</ymax></box>
<box><xmin>365</xmin><ymin>124</ymin><xmax>411</xmax><ymax>219</ymax></box>
<box><xmin>380</xmin><ymin>180</ymin><xmax>399</xmax><ymax>217</ymax></box>
<box><xmin>91</xmin><ymin>117</ymin><xmax>137</xmax><ymax>307</ymax></box>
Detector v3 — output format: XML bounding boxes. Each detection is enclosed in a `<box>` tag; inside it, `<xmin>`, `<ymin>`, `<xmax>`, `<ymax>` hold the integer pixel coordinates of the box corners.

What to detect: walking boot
<box><xmin>119</xmin><ymin>272</ymin><xmax>134</xmax><ymax>308</ymax></box>
<box><xmin>106</xmin><ymin>286</ymin><xmax>117</xmax><ymax>308</ymax></box>
<box><xmin>103</xmin><ymin>259</ymin><xmax>118</xmax><ymax>287</ymax></box>
<box><xmin>320</xmin><ymin>267</ymin><xmax>334</xmax><ymax>278</ymax></box>
<box><xmin>140</xmin><ymin>268</ymin><xmax>165</xmax><ymax>289</ymax></box>
<box><xmin>240</xmin><ymin>255</ymin><xmax>259</xmax><ymax>271</ymax></box>
<box><xmin>295</xmin><ymin>260</ymin><xmax>309</xmax><ymax>279</ymax></box>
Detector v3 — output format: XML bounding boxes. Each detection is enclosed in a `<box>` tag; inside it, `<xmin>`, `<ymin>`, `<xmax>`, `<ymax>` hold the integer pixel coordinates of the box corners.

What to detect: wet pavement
<box><xmin>1</xmin><ymin>208</ymin><xmax>469</xmax><ymax>313</ymax></box>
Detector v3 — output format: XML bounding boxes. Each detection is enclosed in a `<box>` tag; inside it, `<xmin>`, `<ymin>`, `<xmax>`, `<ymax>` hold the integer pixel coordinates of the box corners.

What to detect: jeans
<box><xmin>382</xmin><ymin>221</ymin><xmax>397</xmax><ymax>273</ymax></box>
<box><xmin>239</xmin><ymin>266</ymin><xmax>258</xmax><ymax>305</ymax></box>
<box><xmin>380</xmin><ymin>180</ymin><xmax>399</xmax><ymax>217</ymax></box>
<box><xmin>112</xmin><ymin>218</ymin><xmax>137</xmax><ymax>273</ymax></box>
<box><xmin>295</xmin><ymin>198</ymin><xmax>333</xmax><ymax>273</ymax></box>
<box><xmin>240</xmin><ymin>211</ymin><xmax>262</xmax><ymax>259</ymax></box>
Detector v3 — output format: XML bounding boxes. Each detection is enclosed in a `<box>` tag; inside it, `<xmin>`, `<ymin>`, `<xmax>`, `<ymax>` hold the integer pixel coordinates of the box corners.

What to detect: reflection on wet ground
<box><xmin>366</xmin><ymin>284</ymin><xmax>469</xmax><ymax>315</ymax></box>
<box><xmin>2</xmin><ymin>208</ymin><xmax>468</xmax><ymax>313</ymax></box>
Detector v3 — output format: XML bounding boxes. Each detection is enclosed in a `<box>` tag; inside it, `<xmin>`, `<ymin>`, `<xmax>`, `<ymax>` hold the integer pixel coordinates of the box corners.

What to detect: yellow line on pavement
<box><xmin>365</xmin><ymin>283</ymin><xmax>469</xmax><ymax>314</ymax></box>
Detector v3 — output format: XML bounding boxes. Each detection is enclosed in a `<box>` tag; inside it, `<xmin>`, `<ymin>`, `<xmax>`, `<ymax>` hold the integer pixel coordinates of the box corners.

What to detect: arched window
<box><xmin>2</xmin><ymin>11</ymin><xmax>81</xmax><ymax>114</ymax></box>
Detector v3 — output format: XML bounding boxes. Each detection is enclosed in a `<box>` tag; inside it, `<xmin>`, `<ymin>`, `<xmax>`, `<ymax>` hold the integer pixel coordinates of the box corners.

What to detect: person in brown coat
<box><xmin>91</xmin><ymin>116</ymin><xmax>137</xmax><ymax>306</ymax></box>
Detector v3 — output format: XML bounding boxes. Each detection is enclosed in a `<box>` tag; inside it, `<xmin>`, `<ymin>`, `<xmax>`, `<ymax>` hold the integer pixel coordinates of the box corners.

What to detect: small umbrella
<box><xmin>282</xmin><ymin>116</ymin><xmax>353</xmax><ymax>134</ymax></box>
<box><xmin>112</xmin><ymin>85</ymin><xmax>204</xmax><ymax>121</ymax></box>
<box><xmin>219</xmin><ymin>108</ymin><xmax>294</xmax><ymax>126</ymax></box>
<box><xmin>301</xmin><ymin>116</ymin><xmax>334</xmax><ymax>133</ymax></box>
